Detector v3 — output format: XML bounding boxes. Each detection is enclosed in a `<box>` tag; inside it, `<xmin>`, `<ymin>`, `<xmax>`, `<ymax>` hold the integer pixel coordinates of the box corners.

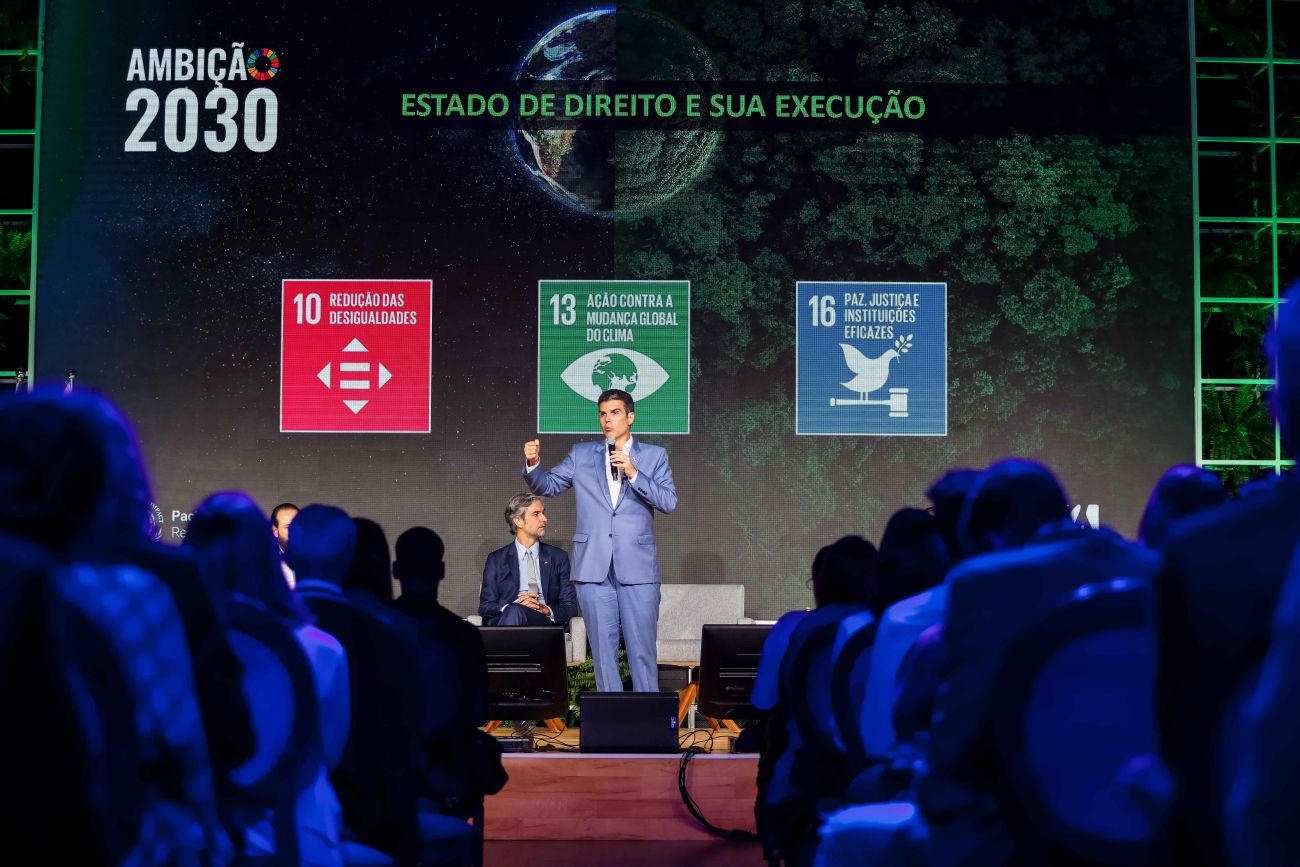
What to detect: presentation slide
<box><xmin>36</xmin><ymin>1</ymin><xmax>1191</xmax><ymax>617</ymax></box>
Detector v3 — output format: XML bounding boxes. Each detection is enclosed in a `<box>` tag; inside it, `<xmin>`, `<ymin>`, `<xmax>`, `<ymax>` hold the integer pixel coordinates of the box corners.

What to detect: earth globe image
<box><xmin>592</xmin><ymin>353</ymin><xmax>639</xmax><ymax>393</ymax></box>
<box><xmin>511</xmin><ymin>7</ymin><xmax>721</xmax><ymax>217</ymax></box>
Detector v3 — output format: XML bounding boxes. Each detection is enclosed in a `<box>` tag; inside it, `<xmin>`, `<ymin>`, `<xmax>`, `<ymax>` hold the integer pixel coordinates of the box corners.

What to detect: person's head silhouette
<box><xmin>0</xmin><ymin>387</ymin><xmax>151</xmax><ymax>559</ymax></box>
<box><xmin>811</xmin><ymin>534</ymin><xmax>877</xmax><ymax>608</ymax></box>
<box><xmin>927</xmin><ymin>468</ymin><xmax>979</xmax><ymax>562</ymax></box>
<box><xmin>1139</xmin><ymin>465</ymin><xmax>1228</xmax><ymax>547</ymax></box>
<box><xmin>873</xmin><ymin>507</ymin><xmax>950</xmax><ymax>616</ymax></box>
<box><xmin>958</xmin><ymin>459</ymin><xmax>1069</xmax><ymax>557</ymax></box>
<box><xmin>393</xmin><ymin>527</ymin><xmax>446</xmax><ymax>597</ymax></box>
<box><xmin>284</xmin><ymin>504</ymin><xmax>356</xmax><ymax>586</ymax></box>
<box><xmin>345</xmin><ymin>518</ymin><xmax>394</xmax><ymax>600</ymax></box>
<box><xmin>186</xmin><ymin>491</ymin><xmax>306</xmax><ymax>624</ymax></box>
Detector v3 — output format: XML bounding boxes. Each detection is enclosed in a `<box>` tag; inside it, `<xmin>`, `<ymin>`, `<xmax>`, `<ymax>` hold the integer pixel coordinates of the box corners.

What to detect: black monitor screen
<box><xmin>481</xmin><ymin>626</ymin><xmax>568</xmax><ymax>721</ymax></box>
<box><xmin>698</xmin><ymin>624</ymin><xmax>772</xmax><ymax>720</ymax></box>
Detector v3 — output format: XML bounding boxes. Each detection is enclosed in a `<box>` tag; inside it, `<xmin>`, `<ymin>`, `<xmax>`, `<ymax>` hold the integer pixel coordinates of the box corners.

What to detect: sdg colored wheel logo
<box><xmin>246</xmin><ymin>48</ymin><xmax>281</xmax><ymax>81</ymax></box>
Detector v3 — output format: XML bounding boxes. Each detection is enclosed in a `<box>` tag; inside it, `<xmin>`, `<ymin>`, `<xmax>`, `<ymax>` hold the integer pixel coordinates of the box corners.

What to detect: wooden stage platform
<box><xmin>483</xmin><ymin>731</ymin><xmax>759</xmax><ymax>842</ymax></box>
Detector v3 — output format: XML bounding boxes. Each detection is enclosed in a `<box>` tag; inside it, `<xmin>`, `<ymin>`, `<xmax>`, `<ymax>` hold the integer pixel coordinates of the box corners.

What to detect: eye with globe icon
<box><xmin>511</xmin><ymin>7</ymin><xmax>721</xmax><ymax>217</ymax></box>
<box><xmin>592</xmin><ymin>353</ymin><xmax>639</xmax><ymax>392</ymax></box>
<box><xmin>560</xmin><ymin>348</ymin><xmax>670</xmax><ymax>402</ymax></box>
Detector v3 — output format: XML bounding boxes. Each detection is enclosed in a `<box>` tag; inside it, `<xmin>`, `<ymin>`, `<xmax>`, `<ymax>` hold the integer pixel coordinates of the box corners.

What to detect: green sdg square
<box><xmin>537</xmin><ymin>280</ymin><xmax>690</xmax><ymax>434</ymax></box>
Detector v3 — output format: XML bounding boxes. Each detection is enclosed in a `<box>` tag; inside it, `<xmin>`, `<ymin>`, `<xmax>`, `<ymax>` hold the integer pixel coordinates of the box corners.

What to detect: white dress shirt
<box><xmin>514</xmin><ymin>540</ymin><xmax>548</xmax><ymax>605</ymax></box>
<box><xmin>512</xmin><ymin>539</ymin><xmax>553</xmax><ymax>621</ymax></box>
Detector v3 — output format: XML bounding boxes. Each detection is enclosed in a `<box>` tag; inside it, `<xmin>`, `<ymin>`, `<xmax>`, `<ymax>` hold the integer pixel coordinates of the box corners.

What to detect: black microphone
<box><xmin>606</xmin><ymin>437</ymin><xmax>621</xmax><ymax>482</ymax></box>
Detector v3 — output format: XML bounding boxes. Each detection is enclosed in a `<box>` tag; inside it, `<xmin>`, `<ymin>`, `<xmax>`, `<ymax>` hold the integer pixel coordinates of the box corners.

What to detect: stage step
<box><xmin>485</xmin><ymin>753</ymin><xmax>759</xmax><ymax>841</ymax></box>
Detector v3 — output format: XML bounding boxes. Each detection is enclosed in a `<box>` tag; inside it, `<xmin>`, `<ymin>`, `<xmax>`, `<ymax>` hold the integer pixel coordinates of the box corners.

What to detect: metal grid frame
<box><xmin>1192</xmin><ymin>0</ymin><xmax>1296</xmax><ymax>481</ymax></box>
<box><xmin>0</xmin><ymin>1</ymin><xmax>43</xmax><ymax>381</ymax></box>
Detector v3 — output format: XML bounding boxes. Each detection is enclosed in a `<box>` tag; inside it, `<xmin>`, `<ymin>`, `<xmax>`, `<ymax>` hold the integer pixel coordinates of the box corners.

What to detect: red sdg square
<box><xmin>280</xmin><ymin>279</ymin><xmax>432</xmax><ymax>433</ymax></box>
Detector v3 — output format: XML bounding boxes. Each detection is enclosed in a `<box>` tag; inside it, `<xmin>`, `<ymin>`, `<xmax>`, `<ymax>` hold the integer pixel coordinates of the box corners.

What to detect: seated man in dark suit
<box><xmin>1161</xmin><ymin>286</ymin><xmax>1300</xmax><ymax>867</ymax></box>
<box><xmin>290</xmin><ymin>505</ymin><xmax>423</xmax><ymax>864</ymax></box>
<box><xmin>392</xmin><ymin>527</ymin><xmax>507</xmax><ymax>818</ymax></box>
<box><xmin>478</xmin><ymin>493</ymin><xmax>578</xmax><ymax>627</ymax></box>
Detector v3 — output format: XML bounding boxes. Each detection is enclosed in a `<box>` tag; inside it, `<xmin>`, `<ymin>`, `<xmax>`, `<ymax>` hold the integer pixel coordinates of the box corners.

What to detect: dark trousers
<box><xmin>488</xmin><ymin>602</ymin><xmax>554</xmax><ymax>627</ymax></box>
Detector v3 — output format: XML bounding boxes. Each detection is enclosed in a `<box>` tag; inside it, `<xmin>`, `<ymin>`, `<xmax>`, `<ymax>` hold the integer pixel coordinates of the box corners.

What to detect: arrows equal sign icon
<box><xmin>316</xmin><ymin>338</ymin><xmax>393</xmax><ymax>414</ymax></box>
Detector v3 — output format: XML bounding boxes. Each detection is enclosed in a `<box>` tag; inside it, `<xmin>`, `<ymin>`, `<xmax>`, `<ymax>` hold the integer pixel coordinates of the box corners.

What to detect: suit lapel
<box><xmin>505</xmin><ymin>545</ymin><xmax>520</xmax><ymax>597</ymax></box>
<box><xmin>539</xmin><ymin>545</ymin><xmax>553</xmax><ymax>599</ymax></box>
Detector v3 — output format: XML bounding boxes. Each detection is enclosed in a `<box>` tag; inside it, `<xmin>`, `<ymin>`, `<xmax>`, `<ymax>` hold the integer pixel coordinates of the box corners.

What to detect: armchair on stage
<box><xmin>658</xmin><ymin>584</ymin><xmax>754</xmax><ymax>730</ymax></box>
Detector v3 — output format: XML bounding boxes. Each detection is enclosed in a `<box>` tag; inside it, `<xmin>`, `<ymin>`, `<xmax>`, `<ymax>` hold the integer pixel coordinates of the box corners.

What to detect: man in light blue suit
<box><xmin>522</xmin><ymin>388</ymin><xmax>677</xmax><ymax>692</ymax></box>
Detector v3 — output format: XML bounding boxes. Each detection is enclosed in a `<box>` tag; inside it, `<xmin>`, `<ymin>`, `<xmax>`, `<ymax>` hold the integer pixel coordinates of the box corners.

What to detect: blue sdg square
<box><xmin>796</xmin><ymin>281</ymin><xmax>947</xmax><ymax>436</ymax></box>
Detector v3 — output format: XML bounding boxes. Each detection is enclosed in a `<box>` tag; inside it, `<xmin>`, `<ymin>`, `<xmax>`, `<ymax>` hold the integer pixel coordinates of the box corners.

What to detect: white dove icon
<box><xmin>831</xmin><ymin>334</ymin><xmax>913</xmax><ymax>416</ymax></box>
<box><xmin>840</xmin><ymin>334</ymin><xmax>913</xmax><ymax>399</ymax></box>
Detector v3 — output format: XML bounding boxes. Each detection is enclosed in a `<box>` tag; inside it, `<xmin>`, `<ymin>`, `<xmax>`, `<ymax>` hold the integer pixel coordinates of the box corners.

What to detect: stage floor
<box><xmin>483</xmin><ymin>730</ymin><xmax>759</xmax><ymax>843</ymax></box>
<box><xmin>484</xmin><ymin>840</ymin><xmax>764</xmax><ymax>866</ymax></box>
<box><xmin>489</xmin><ymin>724</ymin><xmax>741</xmax><ymax>754</ymax></box>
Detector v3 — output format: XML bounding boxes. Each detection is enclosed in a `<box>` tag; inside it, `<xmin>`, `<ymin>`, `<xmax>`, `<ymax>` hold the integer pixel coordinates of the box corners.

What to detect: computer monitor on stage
<box><xmin>481</xmin><ymin>625</ymin><xmax>568</xmax><ymax>721</ymax></box>
<box><xmin>698</xmin><ymin>624</ymin><xmax>771</xmax><ymax>720</ymax></box>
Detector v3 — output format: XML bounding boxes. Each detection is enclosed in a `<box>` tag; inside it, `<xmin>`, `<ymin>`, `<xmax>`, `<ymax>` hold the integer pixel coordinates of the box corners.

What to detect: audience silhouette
<box><xmin>186</xmin><ymin>491</ymin><xmax>352</xmax><ymax>867</ymax></box>
<box><xmin>1163</xmin><ymin>286</ymin><xmax>1300</xmax><ymax>867</ymax></box>
<box><xmin>7</xmin><ymin>289</ymin><xmax>1300</xmax><ymax>867</ymax></box>
<box><xmin>916</xmin><ymin>459</ymin><xmax>1158</xmax><ymax>865</ymax></box>
<box><xmin>290</xmin><ymin>506</ymin><xmax>424</xmax><ymax>864</ymax></box>
<box><xmin>0</xmin><ymin>388</ymin><xmax>232</xmax><ymax>865</ymax></box>
<box><xmin>392</xmin><ymin>528</ymin><xmax>504</xmax><ymax>821</ymax></box>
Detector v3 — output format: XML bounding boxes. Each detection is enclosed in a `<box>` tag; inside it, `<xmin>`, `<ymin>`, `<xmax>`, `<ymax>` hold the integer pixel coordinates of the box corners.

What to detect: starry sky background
<box><xmin>36</xmin><ymin>1</ymin><xmax>1192</xmax><ymax>618</ymax></box>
